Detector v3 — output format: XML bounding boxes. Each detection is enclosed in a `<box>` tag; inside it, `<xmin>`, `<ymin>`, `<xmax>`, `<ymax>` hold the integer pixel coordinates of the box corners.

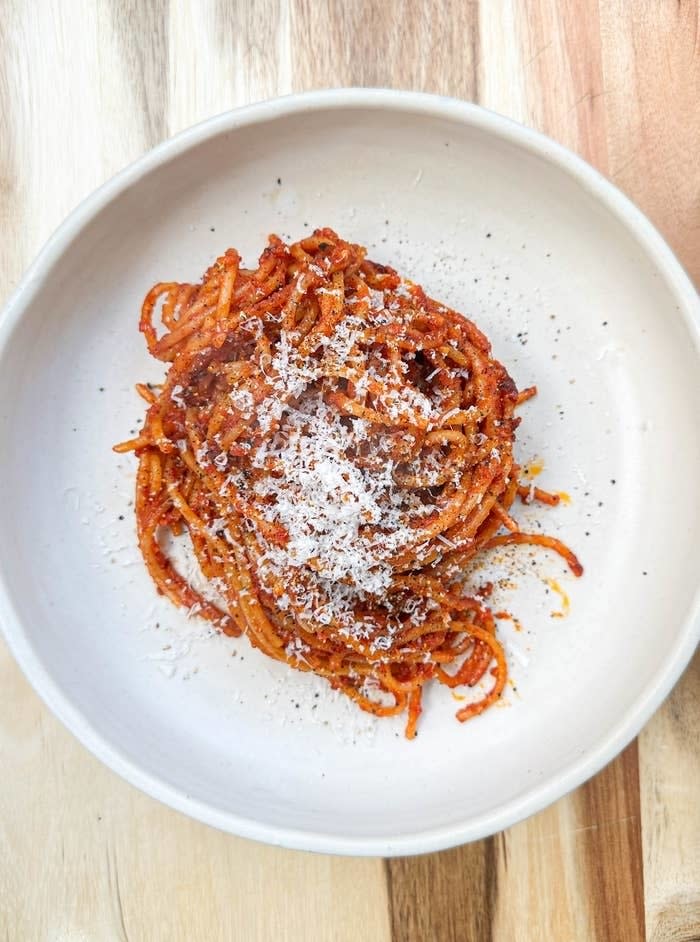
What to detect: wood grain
<box><xmin>0</xmin><ymin>1</ymin><xmax>699</xmax><ymax>939</ymax></box>
<box><xmin>640</xmin><ymin>653</ymin><xmax>700</xmax><ymax>942</ymax></box>
<box><xmin>291</xmin><ymin>0</ymin><xmax>480</xmax><ymax>97</ymax></box>
<box><xmin>599</xmin><ymin>0</ymin><xmax>700</xmax><ymax>285</ymax></box>
<box><xmin>386</xmin><ymin>839</ymin><xmax>498</xmax><ymax>942</ymax></box>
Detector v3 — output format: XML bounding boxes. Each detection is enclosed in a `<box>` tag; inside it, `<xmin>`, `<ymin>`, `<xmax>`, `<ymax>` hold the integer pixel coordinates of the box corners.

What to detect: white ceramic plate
<box><xmin>1</xmin><ymin>90</ymin><xmax>699</xmax><ymax>856</ymax></box>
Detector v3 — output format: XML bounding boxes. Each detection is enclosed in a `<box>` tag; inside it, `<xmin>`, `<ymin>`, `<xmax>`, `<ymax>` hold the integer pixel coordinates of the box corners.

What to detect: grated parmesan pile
<box><xmin>183</xmin><ymin>252</ymin><xmax>515</xmax><ymax>657</ymax></box>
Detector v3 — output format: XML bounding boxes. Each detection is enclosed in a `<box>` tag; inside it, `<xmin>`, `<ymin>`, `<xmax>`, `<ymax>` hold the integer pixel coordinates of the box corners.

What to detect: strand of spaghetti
<box><xmin>139</xmin><ymin>283</ymin><xmax>179</xmax><ymax>354</ymax></box>
<box><xmin>453</xmin><ymin>625</ymin><xmax>507</xmax><ymax>722</ymax></box>
<box><xmin>516</xmin><ymin>385</ymin><xmax>537</xmax><ymax>405</ymax></box>
<box><xmin>338</xmin><ymin>682</ymin><xmax>407</xmax><ymax>718</ymax></box>
<box><xmin>517</xmin><ymin>484</ymin><xmax>561</xmax><ymax>506</ymax></box>
<box><xmin>165</xmin><ymin>481</ymin><xmax>286</xmax><ymax>653</ymax></box>
<box><xmin>482</xmin><ymin>532</ymin><xmax>584</xmax><ymax>576</ymax></box>
<box><xmin>215</xmin><ymin>251</ymin><xmax>239</xmax><ymax>320</ymax></box>
<box><xmin>492</xmin><ymin>503</ymin><xmax>520</xmax><ymax>532</ymax></box>
<box><xmin>135</xmin><ymin>383</ymin><xmax>157</xmax><ymax>404</ymax></box>
<box><xmin>436</xmin><ymin>640</ymin><xmax>493</xmax><ymax>688</ymax></box>
<box><xmin>405</xmin><ymin>687</ymin><xmax>423</xmax><ymax>740</ymax></box>
<box><xmin>135</xmin><ymin>496</ymin><xmax>238</xmax><ymax>634</ymax></box>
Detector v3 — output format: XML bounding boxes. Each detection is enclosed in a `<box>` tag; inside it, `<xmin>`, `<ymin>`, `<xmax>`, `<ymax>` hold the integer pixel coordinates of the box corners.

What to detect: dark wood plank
<box><xmin>386</xmin><ymin>838</ymin><xmax>498</xmax><ymax>942</ymax></box>
<box><xmin>574</xmin><ymin>741</ymin><xmax>646</xmax><ymax>942</ymax></box>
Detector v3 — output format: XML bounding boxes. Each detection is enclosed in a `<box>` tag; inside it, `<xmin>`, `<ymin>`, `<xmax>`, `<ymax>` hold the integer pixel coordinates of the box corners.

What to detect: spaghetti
<box><xmin>115</xmin><ymin>229</ymin><xmax>582</xmax><ymax>738</ymax></box>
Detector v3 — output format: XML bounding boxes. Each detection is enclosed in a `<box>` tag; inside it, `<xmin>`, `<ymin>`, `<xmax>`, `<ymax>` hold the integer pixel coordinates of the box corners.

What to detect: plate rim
<box><xmin>0</xmin><ymin>87</ymin><xmax>699</xmax><ymax>856</ymax></box>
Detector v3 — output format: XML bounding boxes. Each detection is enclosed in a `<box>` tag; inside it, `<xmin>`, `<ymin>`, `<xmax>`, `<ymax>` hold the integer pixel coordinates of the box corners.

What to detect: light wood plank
<box><xmin>167</xmin><ymin>0</ymin><xmax>292</xmax><ymax>136</ymax></box>
<box><xmin>640</xmin><ymin>654</ymin><xmax>700</xmax><ymax>941</ymax></box>
<box><xmin>291</xmin><ymin>0</ymin><xmax>480</xmax><ymax>96</ymax></box>
<box><xmin>515</xmin><ymin>0</ymin><xmax>609</xmax><ymax>172</ymax></box>
<box><xmin>598</xmin><ymin>0</ymin><xmax>700</xmax><ymax>285</ymax></box>
<box><xmin>478</xmin><ymin>0</ymin><xmax>529</xmax><ymax>122</ymax></box>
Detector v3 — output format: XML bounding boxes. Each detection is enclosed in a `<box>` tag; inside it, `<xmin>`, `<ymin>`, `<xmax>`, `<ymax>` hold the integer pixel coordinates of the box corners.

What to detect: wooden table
<box><xmin>1</xmin><ymin>2</ymin><xmax>698</xmax><ymax>939</ymax></box>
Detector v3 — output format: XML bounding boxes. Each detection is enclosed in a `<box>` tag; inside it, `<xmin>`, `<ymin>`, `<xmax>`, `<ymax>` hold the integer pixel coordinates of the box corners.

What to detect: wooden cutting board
<box><xmin>0</xmin><ymin>2</ymin><xmax>698</xmax><ymax>939</ymax></box>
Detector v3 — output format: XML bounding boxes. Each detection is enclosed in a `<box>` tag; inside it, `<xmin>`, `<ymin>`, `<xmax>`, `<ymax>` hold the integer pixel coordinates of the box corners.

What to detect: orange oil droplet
<box><xmin>545</xmin><ymin>577</ymin><xmax>570</xmax><ymax>618</ymax></box>
<box><xmin>523</xmin><ymin>458</ymin><xmax>544</xmax><ymax>478</ymax></box>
